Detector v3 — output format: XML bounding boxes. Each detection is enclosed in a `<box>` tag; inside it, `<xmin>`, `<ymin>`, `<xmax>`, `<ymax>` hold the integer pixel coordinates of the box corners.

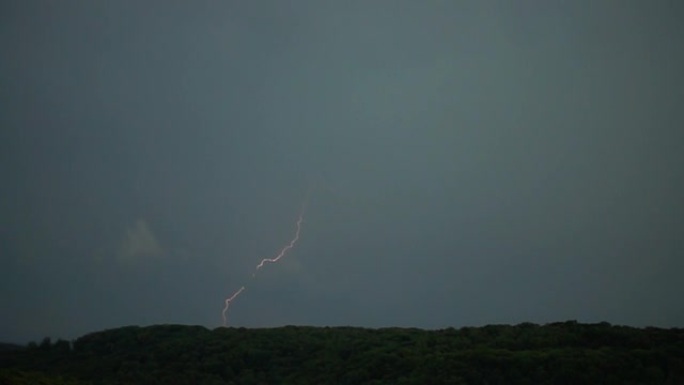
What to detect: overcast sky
<box><xmin>2</xmin><ymin>1</ymin><xmax>683</xmax><ymax>343</ymax></box>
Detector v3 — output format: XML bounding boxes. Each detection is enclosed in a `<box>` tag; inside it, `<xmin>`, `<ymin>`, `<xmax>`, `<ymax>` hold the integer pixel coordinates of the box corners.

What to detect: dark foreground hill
<box><xmin>1</xmin><ymin>321</ymin><xmax>683</xmax><ymax>385</ymax></box>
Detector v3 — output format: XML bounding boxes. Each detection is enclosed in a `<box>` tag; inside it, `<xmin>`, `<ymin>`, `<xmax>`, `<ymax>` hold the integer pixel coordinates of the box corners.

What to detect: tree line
<box><xmin>1</xmin><ymin>321</ymin><xmax>683</xmax><ymax>384</ymax></box>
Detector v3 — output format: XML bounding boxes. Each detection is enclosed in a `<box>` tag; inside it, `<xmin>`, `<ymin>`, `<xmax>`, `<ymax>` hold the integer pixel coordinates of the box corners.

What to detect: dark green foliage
<box><xmin>0</xmin><ymin>368</ymin><xmax>88</xmax><ymax>385</ymax></box>
<box><xmin>1</xmin><ymin>322</ymin><xmax>682</xmax><ymax>385</ymax></box>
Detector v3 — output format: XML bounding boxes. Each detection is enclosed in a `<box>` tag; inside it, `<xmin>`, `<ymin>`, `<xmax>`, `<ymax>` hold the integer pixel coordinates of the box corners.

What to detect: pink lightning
<box><xmin>254</xmin><ymin>211</ymin><xmax>305</xmax><ymax>273</ymax></box>
<box><xmin>221</xmin><ymin>188</ymin><xmax>310</xmax><ymax>327</ymax></box>
<box><xmin>222</xmin><ymin>286</ymin><xmax>245</xmax><ymax>327</ymax></box>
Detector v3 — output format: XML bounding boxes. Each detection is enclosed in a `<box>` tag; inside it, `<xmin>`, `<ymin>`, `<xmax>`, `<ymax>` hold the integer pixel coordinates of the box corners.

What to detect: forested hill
<box><xmin>1</xmin><ymin>322</ymin><xmax>683</xmax><ymax>385</ymax></box>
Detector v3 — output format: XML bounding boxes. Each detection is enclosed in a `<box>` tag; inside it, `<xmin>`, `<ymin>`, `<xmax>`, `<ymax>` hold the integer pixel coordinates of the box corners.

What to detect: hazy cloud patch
<box><xmin>118</xmin><ymin>219</ymin><xmax>163</xmax><ymax>261</ymax></box>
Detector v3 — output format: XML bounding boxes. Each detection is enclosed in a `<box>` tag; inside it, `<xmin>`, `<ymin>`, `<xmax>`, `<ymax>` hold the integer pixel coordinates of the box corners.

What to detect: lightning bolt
<box><xmin>253</xmin><ymin>189</ymin><xmax>309</xmax><ymax>274</ymax></box>
<box><xmin>222</xmin><ymin>286</ymin><xmax>245</xmax><ymax>327</ymax></box>
<box><xmin>254</xmin><ymin>211</ymin><xmax>304</xmax><ymax>273</ymax></box>
<box><xmin>221</xmin><ymin>187</ymin><xmax>310</xmax><ymax>327</ymax></box>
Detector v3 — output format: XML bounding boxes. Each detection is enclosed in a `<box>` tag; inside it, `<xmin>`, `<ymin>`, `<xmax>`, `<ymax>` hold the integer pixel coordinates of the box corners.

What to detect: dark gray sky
<box><xmin>2</xmin><ymin>1</ymin><xmax>683</xmax><ymax>343</ymax></box>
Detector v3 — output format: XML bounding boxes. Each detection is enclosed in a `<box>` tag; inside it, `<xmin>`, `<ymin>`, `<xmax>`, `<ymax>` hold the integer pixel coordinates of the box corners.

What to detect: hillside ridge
<box><xmin>2</xmin><ymin>321</ymin><xmax>683</xmax><ymax>385</ymax></box>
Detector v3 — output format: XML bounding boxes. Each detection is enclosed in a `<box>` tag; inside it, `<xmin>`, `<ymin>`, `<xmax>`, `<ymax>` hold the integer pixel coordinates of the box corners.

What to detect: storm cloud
<box><xmin>1</xmin><ymin>1</ymin><xmax>683</xmax><ymax>343</ymax></box>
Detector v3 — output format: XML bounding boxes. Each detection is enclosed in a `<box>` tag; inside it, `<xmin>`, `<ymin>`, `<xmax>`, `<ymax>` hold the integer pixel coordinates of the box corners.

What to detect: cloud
<box><xmin>118</xmin><ymin>219</ymin><xmax>163</xmax><ymax>261</ymax></box>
